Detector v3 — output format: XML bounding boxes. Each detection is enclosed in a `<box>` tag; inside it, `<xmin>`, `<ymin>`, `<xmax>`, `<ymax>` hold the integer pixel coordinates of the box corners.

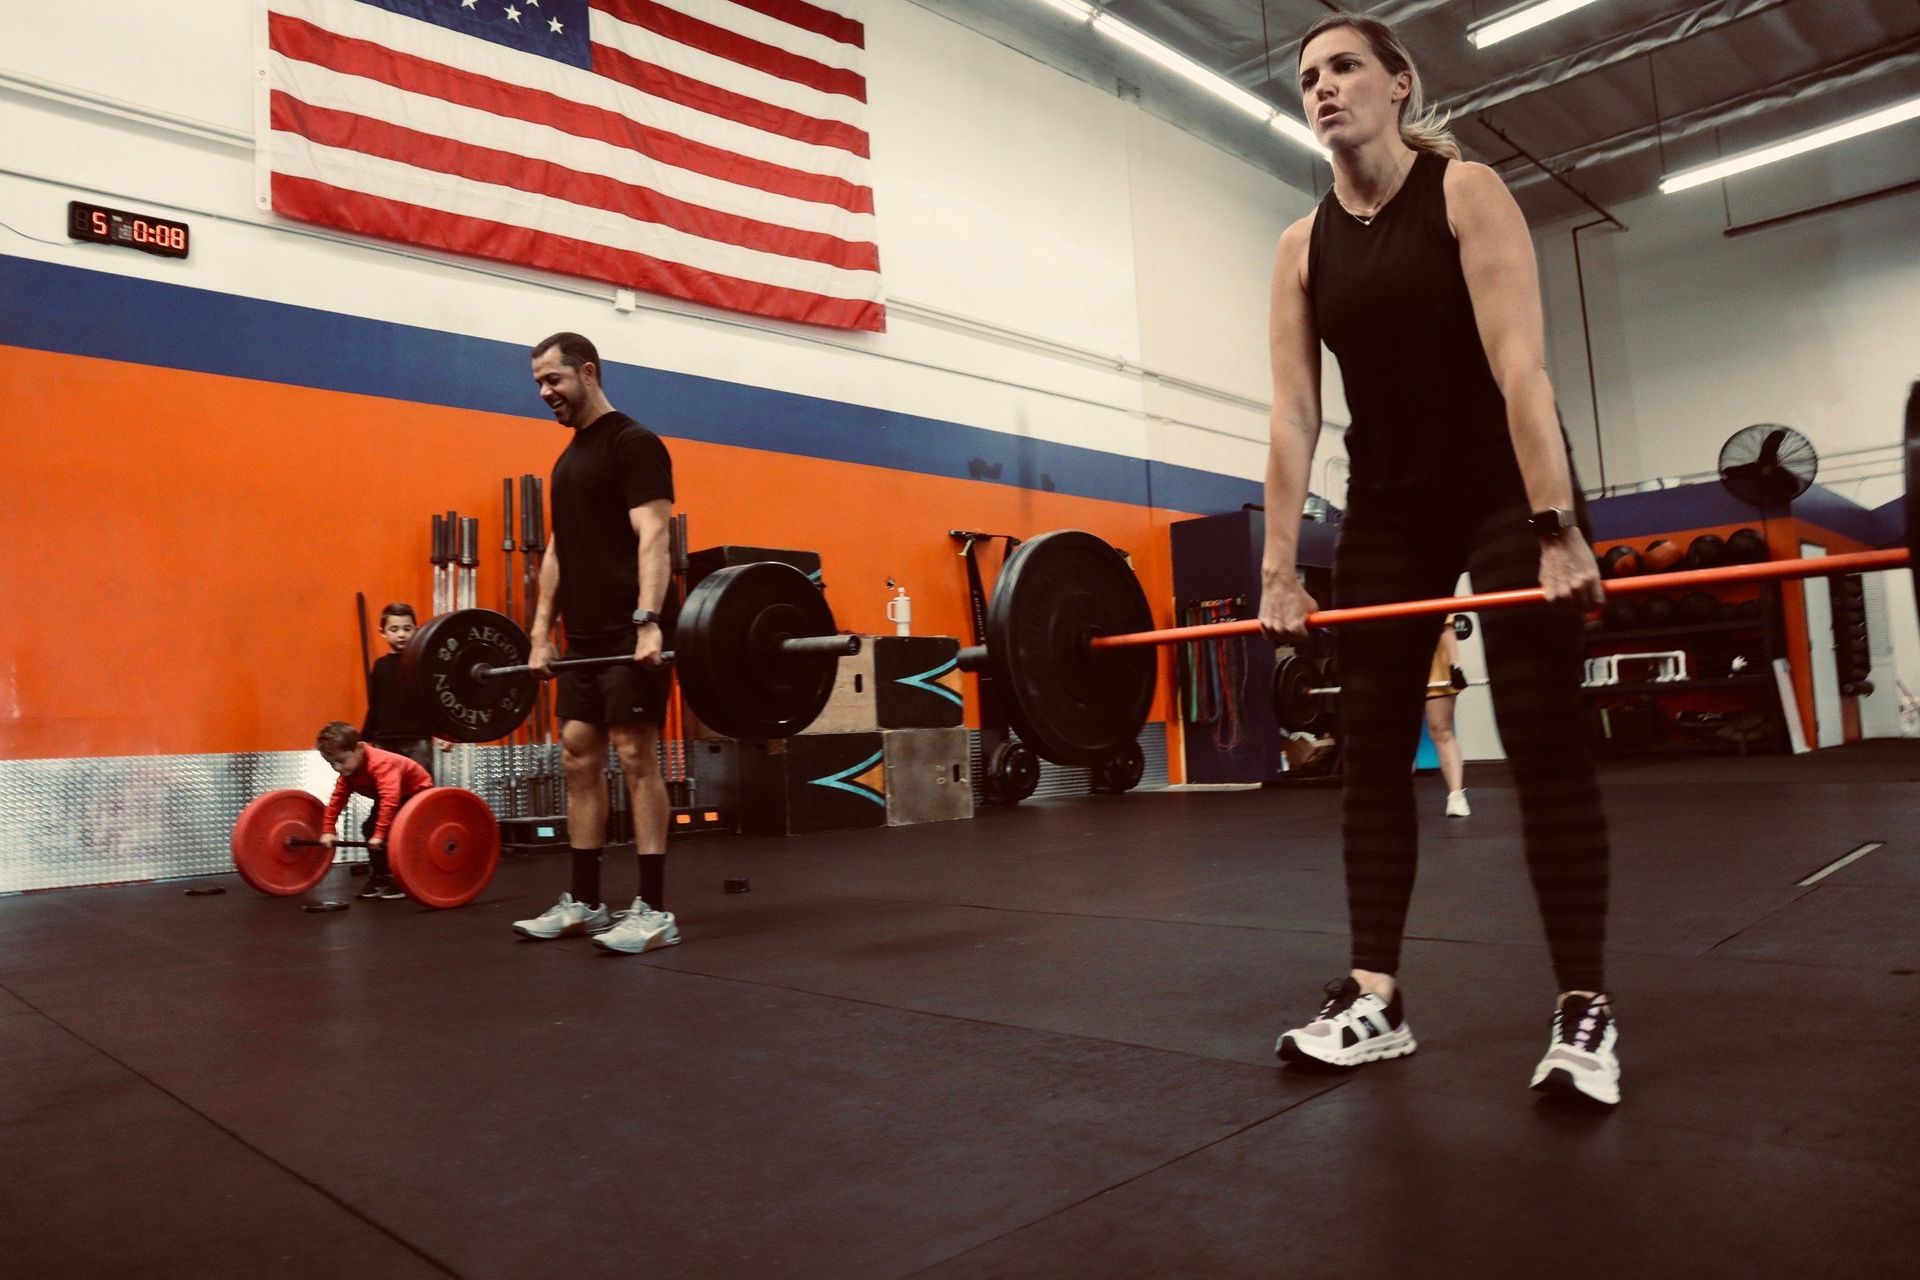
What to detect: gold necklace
<box><xmin>1336</xmin><ymin>153</ymin><xmax>1413</xmax><ymax>226</ymax></box>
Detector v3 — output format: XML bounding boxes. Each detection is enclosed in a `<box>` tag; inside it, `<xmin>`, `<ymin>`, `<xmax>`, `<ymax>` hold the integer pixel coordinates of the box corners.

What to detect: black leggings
<box><xmin>1334</xmin><ymin>499</ymin><xmax>1609</xmax><ymax>994</ymax></box>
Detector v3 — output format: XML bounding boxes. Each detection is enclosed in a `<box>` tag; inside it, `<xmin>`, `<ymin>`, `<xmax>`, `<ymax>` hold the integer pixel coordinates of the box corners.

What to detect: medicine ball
<box><xmin>1604</xmin><ymin>600</ymin><xmax>1640</xmax><ymax>630</ymax></box>
<box><xmin>1642</xmin><ymin>595</ymin><xmax>1678</xmax><ymax>627</ymax></box>
<box><xmin>1681</xmin><ymin>590</ymin><xmax>1720</xmax><ymax>623</ymax></box>
<box><xmin>1601</xmin><ymin>545</ymin><xmax>1642</xmax><ymax>578</ymax></box>
<box><xmin>1642</xmin><ymin>539</ymin><xmax>1684</xmax><ymax>572</ymax></box>
<box><xmin>1725</xmin><ymin>528</ymin><xmax>1768</xmax><ymax>563</ymax></box>
<box><xmin>1686</xmin><ymin>534</ymin><xmax>1726</xmax><ymax>569</ymax></box>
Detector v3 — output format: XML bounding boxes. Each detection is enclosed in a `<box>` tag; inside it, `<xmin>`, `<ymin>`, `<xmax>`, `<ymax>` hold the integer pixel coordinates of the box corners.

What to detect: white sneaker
<box><xmin>1276</xmin><ymin>977</ymin><xmax>1416</xmax><ymax>1068</ymax></box>
<box><xmin>592</xmin><ymin>898</ymin><xmax>682</xmax><ymax>955</ymax></box>
<box><xmin>1445</xmin><ymin>790</ymin><xmax>1471</xmax><ymax>817</ymax></box>
<box><xmin>1530</xmin><ymin>995</ymin><xmax>1621</xmax><ymax>1106</ymax></box>
<box><xmin>511</xmin><ymin>893</ymin><xmax>612</xmax><ymax>940</ymax></box>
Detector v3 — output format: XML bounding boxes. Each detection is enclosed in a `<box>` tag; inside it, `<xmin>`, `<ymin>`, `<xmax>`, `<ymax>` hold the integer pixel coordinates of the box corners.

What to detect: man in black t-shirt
<box><xmin>511</xmin><ymin>332</ymin><xmax>682</xmax><ymax>955</ymax></box>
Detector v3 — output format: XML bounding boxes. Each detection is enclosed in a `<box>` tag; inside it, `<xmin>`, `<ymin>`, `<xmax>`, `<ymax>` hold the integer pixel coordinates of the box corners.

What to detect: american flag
<box><xmin>257</xmin><ymin>0</ymin><xmax>883</xmax><ymax>331</ymax></box>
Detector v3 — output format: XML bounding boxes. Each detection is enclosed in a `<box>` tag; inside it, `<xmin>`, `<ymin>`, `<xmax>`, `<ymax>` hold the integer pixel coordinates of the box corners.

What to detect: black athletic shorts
<box><xmin>553</xmin><ymin>629</ymin><xmax>670</xmax><ymax>727</ymax></box>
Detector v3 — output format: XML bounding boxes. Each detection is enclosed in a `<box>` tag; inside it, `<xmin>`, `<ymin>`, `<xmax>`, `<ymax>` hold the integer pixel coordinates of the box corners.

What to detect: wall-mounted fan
<box><xmin>1718</xmin><ymin>424</ymin><xmax>1818</xmax><ymax>507</ymax></box>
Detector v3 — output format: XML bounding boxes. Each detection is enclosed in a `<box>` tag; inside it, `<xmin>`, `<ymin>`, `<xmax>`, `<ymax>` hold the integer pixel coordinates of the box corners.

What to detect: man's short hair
<box><xmin>378</xmin><ymin>602</ymin><xmax>417</xmax><ymax>628</ymax></box>
<box><xmin>316</xmin><ymin>722</ymin><xmax>362</xmax><ymax>756</ymax></box>
<box><xmin>531</xmin><ymin>332</ymin><xmax>599</xmax><ymax>373</ymax></box>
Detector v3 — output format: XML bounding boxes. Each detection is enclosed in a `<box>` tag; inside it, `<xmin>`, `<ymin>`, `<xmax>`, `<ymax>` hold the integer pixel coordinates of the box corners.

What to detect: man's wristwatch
<box><xmin>632</xmin><ymin>609</ymin><xmax>662</xmax><ymax>628</ymax></box>
<box><xmin>1526</xmin><ymin>507</ymin><xmax>1577</xmax><ymax>538</ymax></box>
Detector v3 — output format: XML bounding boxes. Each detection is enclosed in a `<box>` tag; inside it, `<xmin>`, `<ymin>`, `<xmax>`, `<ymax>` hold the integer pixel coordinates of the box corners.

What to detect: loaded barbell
<box><xmin>1269</xmin><ymin>654</ymin><xmax>1486</xmax><ymax>736</ymax></box>
<box><xmin>400</xmin><ymin>560</ymin><xmax>860</xmax><ymax>744</ymax></box>
<box><xmin>231</xmin><ymin>786</ymin><xmax>500</xmax><ymax>908</ymax></box>
<box><xmin>955</xmin><ymin>387</ymin><xmax>1920</xmax><ymax>767</ymax></box>
<box><xmin>233</xmin><ymin>560</ymin><xmax>861</xmax><ymax>905</ymax></box>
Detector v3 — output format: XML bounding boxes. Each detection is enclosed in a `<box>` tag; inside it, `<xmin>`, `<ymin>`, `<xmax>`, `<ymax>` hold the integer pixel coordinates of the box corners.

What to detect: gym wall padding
<box><xmin>0</xmin><ymin>258</ymin><xmax>1258</xmax><ymax>772</ymax></box>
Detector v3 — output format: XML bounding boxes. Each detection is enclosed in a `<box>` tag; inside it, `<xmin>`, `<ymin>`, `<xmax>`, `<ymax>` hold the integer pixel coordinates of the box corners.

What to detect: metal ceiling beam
<box><xmin>1435</xmin><ymin>0</ymin><xmax>1791</xmax><ymax>119</ymax></box>
<box><xmin>1221</xmin><ymin>0</ymin><xmax>1456</xmax><ymax>87</ymax></box>
<box><xmin>1500</xmin><ymin>36</ymin><xmax>1920</xmax><ymax>192</ymax></box>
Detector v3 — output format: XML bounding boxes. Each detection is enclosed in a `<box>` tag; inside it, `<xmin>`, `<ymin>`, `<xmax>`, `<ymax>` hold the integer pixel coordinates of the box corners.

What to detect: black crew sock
<box><xmin>639</xmin><ymin>852</ymin><xmax>665</xmax><ymax>911</ymax></box>
<box><xmin>571</xmin><ymin>847</ymin><xmax>603</xmax><ymax>906</ymax></box>
<box><xmin>368</xmin><ymin>847</ymin><xmax>391</xmax><ymax>883</ymax></box>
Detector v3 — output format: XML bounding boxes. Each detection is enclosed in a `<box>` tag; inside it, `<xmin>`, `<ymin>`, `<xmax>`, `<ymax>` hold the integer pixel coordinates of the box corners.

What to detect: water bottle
<box><xmin>886</xmin><ymin>580</ymin><xmax>912</xmax><ymax>637</ymax></box>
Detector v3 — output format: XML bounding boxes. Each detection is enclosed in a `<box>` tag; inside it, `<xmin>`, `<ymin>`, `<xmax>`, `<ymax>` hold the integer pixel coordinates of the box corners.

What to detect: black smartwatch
<box><xmin>1526</xmin><ymin>507</ymin><xmax>1576</xmax><ymax>538</ymax></box>
<box><xmin>632</xmin><ymin>609</ymin><xmax>662</xmax><ymax>627</ymax></box>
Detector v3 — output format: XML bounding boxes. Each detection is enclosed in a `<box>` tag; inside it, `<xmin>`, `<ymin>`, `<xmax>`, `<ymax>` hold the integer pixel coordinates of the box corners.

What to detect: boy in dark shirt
<box><xmin>362</xmin><ymin>603</ymin><xmax>436</xmax><ymax>776</ymax></box>
<box><xmin>316</xmin><ymin>721</ymin><xmax>436</xmax><ymax>900</ymax></box>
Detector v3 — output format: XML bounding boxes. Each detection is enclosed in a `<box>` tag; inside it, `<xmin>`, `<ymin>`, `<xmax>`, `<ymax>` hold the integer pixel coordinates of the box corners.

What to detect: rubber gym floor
<box><xmin>4</xmin><ymin>744</ymin><xmax>1918</xmax><ymax>1279</ymax></box>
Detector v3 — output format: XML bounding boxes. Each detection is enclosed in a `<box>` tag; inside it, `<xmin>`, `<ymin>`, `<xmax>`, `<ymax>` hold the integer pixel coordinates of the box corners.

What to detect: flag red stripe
<box><xmin>269</xmin><ymin>11</ymin><xmax>872</xmax><ymax>214</ymax></box>
<box><xmin>711</xmin><ymin>0</ymin><xmax>865</xmax><ymax>49</ymax></box>
<box><xmin>271</xmin><ymin>174</ymin><xmax>884</xmax><ymax>331</ymax></box>
<box><xmin>590</xmin><ymin>41</ymin><xmax>867</xmax><ymax>158</ymax></box>
<box><xmin>272</xmin><ymin>92</ymin><xmax>880</xmax><ymax>272</ymax></box>
<box><xmin>592</xmin><ymin>0</ymin><xmax>865</xmax><ymax>102</ymax></box>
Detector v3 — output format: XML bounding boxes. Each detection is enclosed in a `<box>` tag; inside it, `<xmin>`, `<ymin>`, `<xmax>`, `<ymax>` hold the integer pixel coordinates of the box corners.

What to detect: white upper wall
<box><xmin>0</xmin><ymin>0</ymin><xmax>1320</xmax><ymax>499</ymax></box>
<box><xmin>1533</xmin><ymin>127</ymin><xmax>1920</xmax><ymax>508</ymax></box>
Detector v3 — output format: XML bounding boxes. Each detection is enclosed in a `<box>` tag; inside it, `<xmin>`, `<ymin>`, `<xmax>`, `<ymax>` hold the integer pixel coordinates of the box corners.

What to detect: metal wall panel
<box><xmin>0</xmin><ymin>726</ymin><xmax>1167</xmax><ymax>894</ymax></box>
<box><xmin>966</xmin><ymin>724</ymin><xmax>1169</xmax><ymax>805</ymax></box>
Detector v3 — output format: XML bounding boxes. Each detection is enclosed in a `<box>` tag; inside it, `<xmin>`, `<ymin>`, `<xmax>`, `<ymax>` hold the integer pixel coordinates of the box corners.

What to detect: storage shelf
<box><xmin>1581</xmin><ymin>675</ymin><xmax>1773</xmax><ymax>695</ymax></box>
<box><xmin>1596</xmin><ymin>739</ymin><xmax>1782</xmax><ymax>756</ymax></box>
<box><xmin>1583</xmin><ymin>618</ymin><xmax>1770</xmax><ymax>644</ymax></box>
<box><xmin>1574</xmin><ymin>675</ymin><xmax>1766</xmax><ymax>694</ymax></box>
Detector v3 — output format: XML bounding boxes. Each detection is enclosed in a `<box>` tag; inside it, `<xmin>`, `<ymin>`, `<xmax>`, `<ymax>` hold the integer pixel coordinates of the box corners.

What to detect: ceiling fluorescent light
<box><xmin>1270</xmin><ymin>112</ymin><xmax>1323</xmax><ymax>153</ymax></box>
<box><xmin>1089</xmin><ymin>12</ymin><xmax>1276</xmax><ymax>123</ymax></box>
<box><xmin>1468</xmin><ymin>0</ymin><xmax>1606</xmax><ymax>49</ymax></box>
<box><xmin>1030</xmin><ymin>0</ymin><xmax>1095</xmax><ymax>20</ymax></box>
<box><xmin>1660</xmin><ymin>96</ymin><xmax>1920</xmax><ymax>194</ymax></box>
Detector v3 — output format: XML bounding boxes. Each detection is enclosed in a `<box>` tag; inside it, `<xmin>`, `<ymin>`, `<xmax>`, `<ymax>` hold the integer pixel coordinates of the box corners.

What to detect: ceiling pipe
<box><xmin>1435</xmin><ymin>0</ymin><xmax>1789</xmax><ymax>120</ymax></box>
<box><xmin>1498</xmin><ymin>37</ymin><xmax>1920</xmax><ymax>193</ymax></box>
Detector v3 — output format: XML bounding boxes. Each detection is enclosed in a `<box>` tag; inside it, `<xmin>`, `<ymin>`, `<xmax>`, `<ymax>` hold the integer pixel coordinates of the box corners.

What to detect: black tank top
<box><xmin>1308</xmin><ymin>150</ymin><xmax>1527</xmax><ymax>519</ymax></box>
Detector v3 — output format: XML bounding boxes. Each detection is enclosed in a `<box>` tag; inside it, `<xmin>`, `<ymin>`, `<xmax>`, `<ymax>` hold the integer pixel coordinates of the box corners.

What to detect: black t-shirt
<box><xmin>551</xmin><ymin>410</ymin><xmax>675</xmax><ymax>641</ymax></box>
<box><xmin>363</xmin><ymin>651</ymin><xmax>429</xmax><ymax>740</ymax></box>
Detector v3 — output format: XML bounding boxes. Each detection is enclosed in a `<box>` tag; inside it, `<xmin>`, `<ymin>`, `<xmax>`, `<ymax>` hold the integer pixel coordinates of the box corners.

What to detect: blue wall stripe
<box><xmin>1587</xmin><ymin>479</ymin><xmax>1877</xmax><ymax>545</ymax></box>
<box><xmin>0</xmin><ymin>255</ymin><xmax>1264</xmax><ymax>514</ymax></box>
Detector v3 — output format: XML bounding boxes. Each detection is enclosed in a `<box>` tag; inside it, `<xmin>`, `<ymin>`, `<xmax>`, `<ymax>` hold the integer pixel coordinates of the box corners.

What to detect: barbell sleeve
<box><xmin>1087</xmin><ymin>547</ymin><xmax>1909</xmax><ymax>652</ymax></box>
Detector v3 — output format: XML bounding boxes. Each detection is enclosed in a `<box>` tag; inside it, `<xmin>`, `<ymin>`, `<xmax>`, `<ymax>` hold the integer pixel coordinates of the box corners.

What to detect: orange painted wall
<box><xmin>0</xmin><ymin>345</ymin><xmax>1194</xmax><ymax>767</ymax></box>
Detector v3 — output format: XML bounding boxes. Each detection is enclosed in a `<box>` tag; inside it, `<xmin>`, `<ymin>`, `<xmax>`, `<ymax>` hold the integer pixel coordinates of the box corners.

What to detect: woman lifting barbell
<box><xmin>1258</xmin><ymin>15</ymin><xmax>1618</xmax><ymax>1103</ymax></box>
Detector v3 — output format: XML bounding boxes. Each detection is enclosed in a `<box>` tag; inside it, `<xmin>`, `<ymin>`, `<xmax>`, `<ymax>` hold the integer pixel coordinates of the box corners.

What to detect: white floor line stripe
<box><xmin>1798</xmin><ymin>842</ymin><xmax>1884</xmax><ymax>886</ymax></box>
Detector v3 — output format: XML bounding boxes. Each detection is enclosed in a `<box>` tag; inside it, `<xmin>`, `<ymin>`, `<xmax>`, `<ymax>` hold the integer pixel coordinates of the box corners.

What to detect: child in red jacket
<box><xmin>316</xmin><ymin>721</ymin><xmax>435</xmax><ymax>900</ymax></box>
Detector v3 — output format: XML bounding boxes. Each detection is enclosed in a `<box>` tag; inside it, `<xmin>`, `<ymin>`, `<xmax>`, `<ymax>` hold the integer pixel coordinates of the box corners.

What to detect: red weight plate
<box><xmin>386</xmin><ymin>787</ymin><xmax>501</xmax><ymax>909</ymax></box>
<box><xmin>231</xmin><ymin>789</ymin><xmax>333</xmax><ymax>896</ymax></box>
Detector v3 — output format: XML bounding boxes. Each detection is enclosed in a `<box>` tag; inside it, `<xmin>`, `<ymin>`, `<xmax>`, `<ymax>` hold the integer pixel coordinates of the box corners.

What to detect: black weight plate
<box><xmin>1907</xmin><ymin>382</ymin><xmax>1920</xmax><ymax>632</ymax></box>
<box><xmin>676</xmin><ymin>561</ymin><xmax>839</xmax><ymax>740</ymax></box>
<box><xmin>1270</xmin><ymin>654</ymin><xmax>1333</xmax><ymax>735</ymax></box>
<box><xmin>985</xmin><ymin>740</ymin><xmax>1040</xmax><ymax>805</ymax></box>
<box><xmin>1095</xmin><ymin>740</ymin><xmax>1146</xmax><ymax>793</ymax></box>
<box><xmin>401</xmin><ymin>609</ymin><xmax>537</xmax><ymax>743</ymax></box>
<box><xmin>987</xmin><ymin>531</ymin><xmax>1156</xmax><ymax>767</ymax></box>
